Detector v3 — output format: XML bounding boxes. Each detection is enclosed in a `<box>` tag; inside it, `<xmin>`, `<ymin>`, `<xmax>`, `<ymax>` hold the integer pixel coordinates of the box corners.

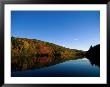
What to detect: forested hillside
<box><xmin>11</xmin><ymin>36</ymin><xmax>85</xmax><ymax>71</ymax></box>
<box><xmin>86</xmin><ymin>44</ymin><xmax>100</xmax><ymax>66</ymax></box>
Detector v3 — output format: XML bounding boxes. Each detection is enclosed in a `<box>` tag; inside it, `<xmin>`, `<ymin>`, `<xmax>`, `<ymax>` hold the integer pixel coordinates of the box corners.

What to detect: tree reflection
<box><xmin>86</xmin><ymin>44</ymin><xmax>100</xmax><ymax>67</ymax></box>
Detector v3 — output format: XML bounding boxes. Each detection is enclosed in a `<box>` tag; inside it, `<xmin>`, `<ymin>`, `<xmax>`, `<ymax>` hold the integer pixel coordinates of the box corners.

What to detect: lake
<box><xmin>11</xmin><ymin>58</ymin><xmax>100</xmax><ymax>77</ymax></box>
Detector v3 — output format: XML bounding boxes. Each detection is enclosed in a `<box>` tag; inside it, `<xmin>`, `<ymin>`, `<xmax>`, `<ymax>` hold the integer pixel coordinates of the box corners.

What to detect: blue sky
<box><xmin>11</xmin><ymin>11</ymin><xmax>100</xmax><ymax>51</ymax></box>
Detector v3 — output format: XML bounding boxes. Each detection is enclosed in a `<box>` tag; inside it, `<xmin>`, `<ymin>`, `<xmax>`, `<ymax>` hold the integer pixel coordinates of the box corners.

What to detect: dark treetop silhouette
<box><xmin>86</xmin><ymin>44</ymin><xmax>100</xmax><ymax>67</ymax></box>
<box><xmin>11</xmin><ymin>36</ymin><xmax>100</xmax><ymax>73</ymax></box>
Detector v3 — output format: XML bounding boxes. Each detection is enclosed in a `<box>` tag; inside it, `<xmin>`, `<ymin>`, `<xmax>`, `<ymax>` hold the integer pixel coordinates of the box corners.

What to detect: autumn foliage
<box><xmin>11</xmin><ymin>36</ymin><xmax>85</xmax><ymax>71</ymax></box>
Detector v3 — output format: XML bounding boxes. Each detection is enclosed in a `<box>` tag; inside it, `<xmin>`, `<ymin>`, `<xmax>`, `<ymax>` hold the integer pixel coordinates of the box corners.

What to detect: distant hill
<box><xmin>11</xmin><ymin>36</ymin><xmax>85</xmax><ymax>71</ymax></box>
<box><xmin>86</xmin><ymin>44</ymin><xmax>100</xmax><ymax>66</ymax></box>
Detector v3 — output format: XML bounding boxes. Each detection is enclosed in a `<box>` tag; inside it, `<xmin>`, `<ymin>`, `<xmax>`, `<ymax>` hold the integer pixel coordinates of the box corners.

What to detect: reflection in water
<box><xmin>11</xmin><ymin>58</ymin><xmax>100</xmax><ymax>77</ymax></box>
<box><xmin>86</xmin><ymin>44</ymin><xmax>100</xmax><ymax>67</ymax></box>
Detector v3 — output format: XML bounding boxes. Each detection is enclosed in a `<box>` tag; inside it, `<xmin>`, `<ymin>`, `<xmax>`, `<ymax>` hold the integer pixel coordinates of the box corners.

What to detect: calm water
<box><xmin>11</xmin><ymin>58</ymin><xmax>100</xmax><ymax>77</ymax></box>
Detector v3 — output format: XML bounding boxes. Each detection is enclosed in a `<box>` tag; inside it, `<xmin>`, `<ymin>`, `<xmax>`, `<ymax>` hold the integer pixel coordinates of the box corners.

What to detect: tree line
<box><xmin>11</xmin><ymin>36</ymin><xmax>85</xmax><ymax>71</ymax></box>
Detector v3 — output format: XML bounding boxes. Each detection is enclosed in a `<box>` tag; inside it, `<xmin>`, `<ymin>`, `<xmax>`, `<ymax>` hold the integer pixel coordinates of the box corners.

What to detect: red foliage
<box><xmin>38</xmin><ymin>57</ymin><xmax>49</xmax><ymax>64</ymax></box>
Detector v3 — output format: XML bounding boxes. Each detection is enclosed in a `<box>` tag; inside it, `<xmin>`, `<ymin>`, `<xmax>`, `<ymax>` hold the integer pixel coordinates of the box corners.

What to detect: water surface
<box><xmin>11</xmin><ymin>58</ymin><xmax>100</xmax><ymax>77</ymax></box>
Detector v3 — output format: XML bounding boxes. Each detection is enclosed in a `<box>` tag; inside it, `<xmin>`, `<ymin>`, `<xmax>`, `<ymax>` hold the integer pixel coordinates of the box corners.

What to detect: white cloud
<box><xmin>74</xmin><ymin>38</ymin><xmax>78</xmax><ymax>41</ymax></box>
